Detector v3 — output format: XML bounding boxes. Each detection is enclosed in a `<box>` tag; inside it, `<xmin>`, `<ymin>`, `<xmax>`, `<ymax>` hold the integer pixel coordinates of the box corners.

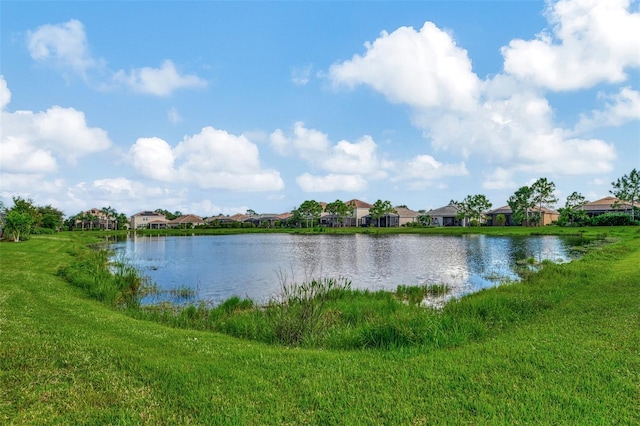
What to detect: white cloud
<box><xmin>573</xmin><ymin>87</ymin><xmax>640</xmax><ymax>133</ymax></box>
<box><xmin>296</xmin><ymin>173</ymin><xmax>368</xmax><ymax>192</ymax></box>
<box><xmin>129</xmin><ymin>127</ymin><xmax>284</xmax><ymax>191</ymax></box>
<box><xmin>502</xmin><ymin>0</ymin><xmax>640</xmax><ymax>91</ymax></box>
<box><xmin>422</xmin><ymin>92</ymin><xmax>617</xmax><ymax>176</ymax></box>
<box><xmin>270</xmin><ymin>122</ymin><xmax>391</xmax><ymax>177</ymax></box>
<box><xmin>113</xmin><ymin>60</ymin><xmax>207</xmax><ymax>96</ymax></box>
<box><xmin>0</xmin><ymin>75</ymin><xmax>11</xmax><ymax>109</ymax></box>
<box><xmin>482</xmin><ymin>168</ymin><xmax>517</xmax><ymax>190</ymax></box>
<box><xmin>0</xmin><ymin>78</ymin><xmax>112</xmax><ymax>173</ymax></box>
<box><xmin>329</xmin><ymin>21</ymin><xmax>480</xmax><ymax>112</ymax></box>
<box><xmin>27</xmin><ymin>19</ymin><xmax>99</xmax><ymax>77</ymax></box>
<box><xmin>325</xmin><ymin>3</ymin><xmax>629</xmax><ymax>184</ymax></box>
<box><xmin>391</xmin><ymin>155</ymin><xmax>468</xmax><ymax>189</ymax></box>
<box><xmin>26</xmin><ymin>20</ymin><xmax>206</xmax><ymax>96</ymax></box>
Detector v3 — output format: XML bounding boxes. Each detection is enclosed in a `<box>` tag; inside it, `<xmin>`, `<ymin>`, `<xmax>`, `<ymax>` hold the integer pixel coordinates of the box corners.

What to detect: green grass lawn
<box><xmin>1</xmin><ymin>228</ymin><xmax>639</xmax><ymax>424</ymax></box>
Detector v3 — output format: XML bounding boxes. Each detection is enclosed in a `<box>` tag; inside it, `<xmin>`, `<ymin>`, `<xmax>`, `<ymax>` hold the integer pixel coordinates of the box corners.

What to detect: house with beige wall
<box><xmin>130</xmin><ymin>211</ymin><xmax>169</xmax><ymax>229</ymax></box>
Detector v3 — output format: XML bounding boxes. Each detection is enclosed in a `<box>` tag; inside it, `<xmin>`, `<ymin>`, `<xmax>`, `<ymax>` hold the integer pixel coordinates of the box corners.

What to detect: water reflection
<box><xmin>111</xmin><ymin>233</ymin><xmax>586</xmax><ymax>305</ymax></box>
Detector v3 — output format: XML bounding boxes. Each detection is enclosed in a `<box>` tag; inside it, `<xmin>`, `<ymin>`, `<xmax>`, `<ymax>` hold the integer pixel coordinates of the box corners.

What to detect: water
<box><xmin>111</xmin><ymin>233</ymin><xmax>586</xmax><ymax>305</ymax></box>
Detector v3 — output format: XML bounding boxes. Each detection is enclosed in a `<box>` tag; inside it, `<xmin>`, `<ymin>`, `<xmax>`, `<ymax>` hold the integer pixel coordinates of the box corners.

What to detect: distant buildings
<box><xmin>110</xmin><ymin>196</ymin><xmax>637</xmax><ymax>230</ymax></box>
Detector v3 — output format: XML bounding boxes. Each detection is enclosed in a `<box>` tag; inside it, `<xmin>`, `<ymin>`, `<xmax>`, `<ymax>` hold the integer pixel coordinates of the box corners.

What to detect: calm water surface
<box><xmin>112</xmin><ymin>233</ymin><xmax>585</xmax><ymax>305</ymax></box>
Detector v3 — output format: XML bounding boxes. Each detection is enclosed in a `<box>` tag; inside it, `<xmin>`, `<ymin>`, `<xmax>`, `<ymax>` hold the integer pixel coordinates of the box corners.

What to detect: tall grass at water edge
<box><xmin>54</xmin><ymin>228</ymin><xmax>634</xmax><ymax>351</ymax></box>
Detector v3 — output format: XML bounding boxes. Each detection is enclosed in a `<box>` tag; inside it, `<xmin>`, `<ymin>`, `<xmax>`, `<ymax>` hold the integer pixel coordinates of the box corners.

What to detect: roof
<box><xmin>346</xmin><ymin>199</ymin><xmax>373</xmax><ymax>209</ymax></box>
<box><xmin>169</xmin><ymin>214</ymin><xmax>204</xmax><ymax>224</ymax></box>
<box><xmin>427</xmin><ymin>204</ymin><xmax>459</xmax><ymax>216</ymax></box>
<box><xmin>489</xmin><ymin>205</ymin><xmax>512</xmax><ymax>214</ymax></box>
<box><xmin>132</xmin><ymin>211</ymin><xmax>166</xmax><ymax>218</ymax></box>
<box><xmin>488</xmin><ymin>205</ymin><xmax>559</xmax><ymax>215</ymax></box>
<box><xmin>581</xmin><ymin>197</ymin><xmax>632</xmax><ymax>211</ymax></box>
<box><xmin>394</xmin><ymin>206</ymin><xmax>419</xmax><ymax>218</ymax></box>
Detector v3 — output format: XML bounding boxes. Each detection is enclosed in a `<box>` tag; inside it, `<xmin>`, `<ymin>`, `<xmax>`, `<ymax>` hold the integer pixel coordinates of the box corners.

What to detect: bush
<box><xmin>589</xmin><ymin>213</ymin><xmax>635</xmax><ymax>226</ymax></box>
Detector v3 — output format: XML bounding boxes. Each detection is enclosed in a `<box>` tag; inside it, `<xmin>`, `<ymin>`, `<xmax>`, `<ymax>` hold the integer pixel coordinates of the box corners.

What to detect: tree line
<box><xmin>1</xmin><ymin>169</ymin><xmax>638</xmax><ymax>241</ymax></box>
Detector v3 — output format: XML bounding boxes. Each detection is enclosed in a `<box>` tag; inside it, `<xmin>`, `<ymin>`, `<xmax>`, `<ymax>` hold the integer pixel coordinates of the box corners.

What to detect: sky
<box><xmin>1</xmin><ymin>0</ymin><xmax>639</xmax><ymax>218</ymax></box>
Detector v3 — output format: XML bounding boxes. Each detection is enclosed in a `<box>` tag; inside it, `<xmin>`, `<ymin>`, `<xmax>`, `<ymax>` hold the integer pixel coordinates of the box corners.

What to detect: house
<box><xmin>426</xmin><ymin>203</ymin><xmax>463</xmax><ymax>227</ymax></box>
<box><xmin>76</xmin><ymin>207</ymin><xmax>118</xmax><ymax>230</ymax></box>
<box><xmin>347</xmin><ymin>199</ymin><xmax>373</xmax><ymax>227</ymax></box>
<box><xmin>130</xmin><ymin>211</ymin><xmax>169</xmax><ymax>229</ymax></box>
<box><xmin>244</xmin><ymin>213</ymin><xmax>284</xmax><ymax>228</ymax></box>
<box><xmin>168</xmin><ymin>214</ymin><xmax>205</xmax><ymax>228</ymax></box>
<box><xmin>394</xmin><ymin>206</ymin><xmax>420</xmax><ymax>226</ymax></box>
<box><xmin>486</xmin><ymin>205</ymin><xmax>559</xmax><ymax>226</ymax></box>
<box><xmin>486</xmin><ymin>206</ymin><xmax>514</xmax><ymax>226</ymax></box>
<box><xmin>579</xmin><ymin>196</ymin><xmax>633</xmax><ymax>217</ymax></box>
<box><xmin>361</xmin><ymin>212</ymin><xmax>400</xmax><ymax>227</ymax></box>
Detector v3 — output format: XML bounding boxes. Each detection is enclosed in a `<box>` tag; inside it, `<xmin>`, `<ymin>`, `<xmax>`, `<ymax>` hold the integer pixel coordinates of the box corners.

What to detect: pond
<box><xmin>111</xmin><ymin>233</ymin><xmax>587</xmax><ymax>306</ymax></box>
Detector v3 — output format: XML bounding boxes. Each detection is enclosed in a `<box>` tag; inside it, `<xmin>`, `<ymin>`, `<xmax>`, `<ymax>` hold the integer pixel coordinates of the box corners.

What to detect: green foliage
<box><xmin>496</xmin><ymin>213</ymin><xmax>506</xmax><ymax>226</ymax></box>
<box><xmin>558</xmin><ymin>191</ymin><xmax>589</xmax><ymax>226</ymax></box>
<box><xmin>611</xmin><ymin>168</ymin><xmax>640</xmax><ymax>221</ymax></box>
<box><xmin>324</xmin><ymin>199</ymin><xmax>354</xmax><ymax>227</ymax></box>
<box><xmin>589</xmin><ymin>212</ymin><xmax>637</xmax><ymax>226</ymax></box>
<box><xmin>298</xmin><ymin>200</ymin><xmax>323</xmax><ymax>228</ymax></box>
<box><xmin>266</xmin><ymin>276</ymin><xmax>352</xmax><ymax>346</ymax></box>
<box><xmin>369</xmin><ymin>199</ymin><xmax>396</xmax><ymax>227</ymax></box>
<box><xmin>4</xmin><ymin>210</ymin><xmax>34</xmax><ymax>242</ymax></box>
<box><xmin>455</xmin><ymin>194</ymin><xmax>492</xmax><ymax>226</ymax></box>
<box><xmin>57</xmin><ymin>247</ymin><xmax>151</xmax><ymax>308</ymax></box>
<box><xmin>508</xmin><ymin>178</ymin><xmax>557</xmax><ymax>226</ymax></box>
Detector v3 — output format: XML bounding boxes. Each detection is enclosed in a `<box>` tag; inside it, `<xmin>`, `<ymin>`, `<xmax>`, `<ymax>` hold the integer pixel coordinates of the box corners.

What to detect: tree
<box><xmin>611</xmin><ymin>168</ymin><xmax>640</xmax><ymax>221</ymax></box>
<box><xmin>4</xmin><ymin>210</ymin><xmax>33</xmax><ymax>242</ymax></box>
<box><xmin>417</xmin><ymin>213</ymin><xmax>432</xmax><ymax>226</ymax></box>
<box><xmin>100</xmin><ymin>206</ymin><xmax>117</xmax><ymax>230</ymax></box>
<box><xmin>116</xmin><ymin>213</ymin><xmax>129</xmax><ymax>230</ymax></box>
<box><xmin>38</xmin><ymin>205</ymin><xmax>64</xmax><ymax>230</ymax></box>
<box><xmin>245</xmin><ymin>209</ymin><xmax>257</xmax><ymax>216</ymax></box>
<box><xmin>496</xmin><ymin>213</ymin><xmax>506</xmax><ymax>227</ymax></box>
<box><xmin>298</xmin><ymin>200</ymin><xmax>323</xmax><ymax>228</ymax></box>
<box><xmin>10</xmin><ymin>196</ymin><xmax>41</xmax><ymax>228</ymax></box>
<box><xmin>558</xmin><ymin>191</ymin><xmax>588</xmax><ymax>226</ymax></box>
<box><xmin>455</xmin><ymin>194</ymin><xmax>492</xmax><ymax>226</ymax></box>
<box><xmin>530</xmin><ymin>177</ymin><xmax>558</xmax><ymax>226</ymax></box>
<box><xmin>508</xmin><ymin>186</ymin><xmax>535</xmax><ymax>226</ymax></box>
<box><xmin>369</xmin><ymin>200</ymin><xmax>396</xmax><ymax>227</ymax></box>
<box><xmin>325</xmin><ymin>199</ymin><xmax>353</xmax><ymax>227</ymax></box>
<box><xmin>155</xmin><ymin>209</ymin><xmax>181</xmax><ymax>220</ymax></box>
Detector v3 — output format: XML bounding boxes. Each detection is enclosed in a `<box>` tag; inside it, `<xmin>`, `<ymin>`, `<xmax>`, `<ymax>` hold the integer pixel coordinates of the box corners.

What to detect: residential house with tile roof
<box><xmin>130</xmin><ymin>211</ymin><xmax>169</xmax><ymax>229</ymax></box>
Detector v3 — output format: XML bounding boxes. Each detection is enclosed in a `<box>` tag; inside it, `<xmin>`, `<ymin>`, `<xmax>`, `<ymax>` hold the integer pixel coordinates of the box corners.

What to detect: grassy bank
<box><xmin>1</xmin><ymin>229</ymin><xmax>639</xmax><ymax>424</ymax></box>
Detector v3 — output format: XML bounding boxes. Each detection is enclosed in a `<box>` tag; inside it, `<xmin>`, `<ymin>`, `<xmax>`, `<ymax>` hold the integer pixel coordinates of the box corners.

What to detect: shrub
<box><xmin>589</xmin><ymin>213</ymin><xmax>635</xmax><ymax>226</ymax></box>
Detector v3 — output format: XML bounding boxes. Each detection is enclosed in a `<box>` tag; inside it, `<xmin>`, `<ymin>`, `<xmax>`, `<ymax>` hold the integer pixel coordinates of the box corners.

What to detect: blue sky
<box><xmin>1</xmin><ymin>0</ymin><xmax>639</xmax><ymax>217</ymax></box>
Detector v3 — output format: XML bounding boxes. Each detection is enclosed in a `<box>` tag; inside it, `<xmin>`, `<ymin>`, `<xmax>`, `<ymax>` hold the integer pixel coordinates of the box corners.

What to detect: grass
<box><xmin>1</xmin><ymin>228</ymin><xmax>639</xmax><ymax>424</ymax></box>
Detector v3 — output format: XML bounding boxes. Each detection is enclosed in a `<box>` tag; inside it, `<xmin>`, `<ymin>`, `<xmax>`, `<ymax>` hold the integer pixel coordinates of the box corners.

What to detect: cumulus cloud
<box><xmin>391</xmin><ymin>155</ymin><xmax>468</xmax><ymax>190</ymax></box>
<box><xmin>573</xmin><ymin>87</ymin><xmax>640</xmax><ymax>133</ymax></box>
<box><xmin>26</xmin><ymin>20</ymin><xmax>206</xmax><ymax>96</ymax></box>
<box><xmin>271</xmin><ymin>121</ymin><xmax>471</xmax><ymax>192</ymax></box>
<box><xmin>327</xmin><ymin>2</ymin><xmax>629</xmax><ymax>184</ymax></box>
<box><xmin>0</xmin><ymin>76</ymin><xmax>112</xmax><ymax>174</ymax></box>
<box><xmin>27</xmin><ymin>19</ymin><xmax>99</xmax><ymax>77</ymax></box>
<box><xmin>270</xmin><ymin>122</ymin><xmax>395</xmax><ymax>191</ymax></box>
<box><xmin>502</xmin><ymin>0</ymin><xmax>640</xmax><ymax>90</ymax></box>
<box><xmin>329</xmin><ymin>21</ymin><xmax>480</xmax><ymax>112</ymax></box>
<box><xmin>129</xmin><ymin>127</ymin><xmax>284</xmax><ymax>191</ymax></box>
<box><xmin>113</xmin><ymin>60</ymin><xmax>207</xmax><ymax>96</ymax></box>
